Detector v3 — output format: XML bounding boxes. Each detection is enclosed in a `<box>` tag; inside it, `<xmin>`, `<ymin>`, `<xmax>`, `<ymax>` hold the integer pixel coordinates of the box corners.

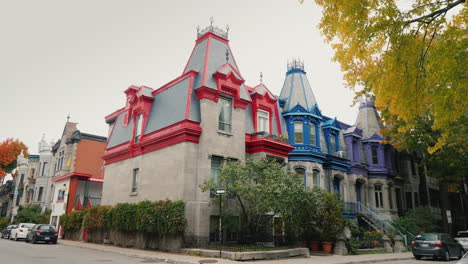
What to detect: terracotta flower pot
<box><xmin>322</xmin><ymin>241</ymin><xmax>333</xmax><ymax>254</ymax></box>
<box><xmin>309</xmin><ymin>241</ymin><xmax>320</xmax><ymax>252</ymax></box>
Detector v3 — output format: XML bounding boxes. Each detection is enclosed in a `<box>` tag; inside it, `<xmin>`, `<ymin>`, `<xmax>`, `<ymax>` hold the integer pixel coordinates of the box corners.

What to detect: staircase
<box><xmin>356</xmin><ymin>202</ymin><xmax>415</xmax><ymax>246</ymax></box>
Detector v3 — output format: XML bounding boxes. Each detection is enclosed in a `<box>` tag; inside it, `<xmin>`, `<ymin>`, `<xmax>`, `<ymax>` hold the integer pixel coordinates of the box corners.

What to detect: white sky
<box><xmin>1</xmin><ymin>0</ymin><xmax>360</xmax><ymax>155</ymax></box>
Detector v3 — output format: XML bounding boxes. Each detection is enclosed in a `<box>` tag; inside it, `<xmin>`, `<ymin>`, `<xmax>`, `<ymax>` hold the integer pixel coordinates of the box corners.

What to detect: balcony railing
<box><xmin>330</xmin><ymin>150</ymin><xmax>349</xmax><ymax>159</ymax></box>
<box><xmin>250</xmin><ymin>132</ymin><xmax>289</xmax><ymax>143</ymax></box>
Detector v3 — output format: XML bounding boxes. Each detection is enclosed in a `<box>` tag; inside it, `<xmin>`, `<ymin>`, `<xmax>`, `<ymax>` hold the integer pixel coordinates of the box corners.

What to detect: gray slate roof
<box><xmin>107</xmin><ymin>114</ymin><xmax>133</xmax><ymax>148</ymax></box>
<box><xmin>354</xmin><ymin>97</ymin><xmax>383</xmax><ymax>139</ymax></box>
<box><xmin>279</xmin><ymin>69</ymin><xmax>317</xmax><ymax>112</ymax></box>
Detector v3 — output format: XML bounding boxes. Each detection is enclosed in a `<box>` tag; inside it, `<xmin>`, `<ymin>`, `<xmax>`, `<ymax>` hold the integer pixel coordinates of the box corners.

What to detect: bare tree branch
<box><xmin>404</xmin><ymin>0</ymin><xmax>465</xmax><ymax>24</ymax></box>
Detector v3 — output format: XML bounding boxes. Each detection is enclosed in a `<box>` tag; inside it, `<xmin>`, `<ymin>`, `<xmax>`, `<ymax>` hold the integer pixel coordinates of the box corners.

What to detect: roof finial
<box><xmin>260</xmin><ymin>72</ymin><xmax>263</xmax><ymax>84</ymax></box>
<box><xmin>209</xmin><ymin>17</ymin><xmax>214</xmax><ymax>28</ymax></box>
<box><xmin>67</xmin><ymin>113</ymin><xmax>70</xmax><ymax>122</ymax></box>
<box><xmin>226</xmin><ymin>24</ymin><xmax>230</xmax><ymax>37</ymax></box>
<box><xmin>196</xmin><ymin>25</ymin><xmax>200</xmax><ymax>35</ymax></box>
<box><xmin>225</xmin><ymin>49</ymin><xmax>229</xmax><ymax>63</ymax></box>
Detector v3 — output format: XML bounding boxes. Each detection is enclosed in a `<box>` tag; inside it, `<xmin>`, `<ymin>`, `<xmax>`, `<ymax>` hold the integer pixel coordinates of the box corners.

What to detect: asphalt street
<box><xmin>0</xmin><ymin>238</ymin><xmax>165</xmax><ymax>264</ymax></box>
<box><xmin>385</xmin><ymin>257</ymin><xmax>460</xmax><ymax>264</ymax></box>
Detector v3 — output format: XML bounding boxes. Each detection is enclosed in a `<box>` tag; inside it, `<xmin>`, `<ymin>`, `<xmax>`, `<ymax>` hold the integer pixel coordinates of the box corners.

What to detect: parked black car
<box><xmin>412</xmin><ymin>233</ymin><xmax>464</xmax><ymax>261</ymax></box>
<box><xmin>1</xmin><ymin>225</ymin><xmax>17</xmax><ymax>239</ymax></box>
<box><xmin>25</xmin><ymin>224</ymin><xmax>58</xmax><ymax>244</ymax></box>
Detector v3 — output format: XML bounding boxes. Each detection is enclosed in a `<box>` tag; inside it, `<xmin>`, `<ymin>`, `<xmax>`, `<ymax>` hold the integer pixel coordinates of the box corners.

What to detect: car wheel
<box><xmin>458</xmin><ymin>249</ymin><xmax>463</xmax><ymax>260</ymax></box>
<box><xmin>52</xmin><ymin>240</ymin><xmax>57</xmax><ymax>244</ymax></box>
<box><xmin>444</xmin><ymin>250</ymin><xmax>450</xmax><ymax>261</ymax></box>
<box><xmin>25</xmin><ymin>236</ymin><xmax>29</xmax><ymax>243</ymax></box>
<box><xmin>415</xmin><ymin>255</ymin><xmax>421</xmax><ymax>260</ymax></box>
<box><xmin>7</xmin><ymin>234</ymin><xmax>10</xmax><ymax>240</ymax></box>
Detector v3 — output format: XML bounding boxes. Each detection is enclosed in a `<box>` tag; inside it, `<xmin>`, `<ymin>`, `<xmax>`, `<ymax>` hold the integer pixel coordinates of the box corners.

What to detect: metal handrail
<box><xmin>365</xmin><ymin>202</ymin><xmax>416</xmax><ymax>242</ymax></box>
<box><xmin>357</xmin><ymin>202</ymin><xmax>410</xmax><ymax>246</ymax></box>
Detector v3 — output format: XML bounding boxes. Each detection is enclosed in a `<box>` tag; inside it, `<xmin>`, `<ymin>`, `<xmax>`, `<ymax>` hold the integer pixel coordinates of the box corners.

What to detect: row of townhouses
<box><xmin>0</xmin><ymin>24</ymin><xmax>442</xmax><ymax>245</ymax></box>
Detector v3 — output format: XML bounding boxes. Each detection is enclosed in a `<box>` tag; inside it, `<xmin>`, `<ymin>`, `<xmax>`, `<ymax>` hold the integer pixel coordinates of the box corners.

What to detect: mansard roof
<box><xmin>183</xmin><ymin>32</ymin><xmax>250</xmax><ymax>102</ymax></box>
<box><xmin>279</xmin><ymin>61</ymin><xmax>317</xmax><ymax>112</ymax></box>
<box><xmin>354</xmin><ymin>97</ymin><xmax>384</xmax><ymax>139</ymax></box>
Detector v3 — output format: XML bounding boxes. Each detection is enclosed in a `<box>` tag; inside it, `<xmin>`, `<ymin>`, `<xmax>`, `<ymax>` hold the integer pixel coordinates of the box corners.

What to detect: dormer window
<box><xmin>294</xmin><ymin>121</ymin><xmax>303</xmax><ymax>144</ymax></box>
<box><xmin>257</xmin><ymin>110</ymin><xmax>269</xmax><ymax>133</ymax></box>
<box><xmin>134</xmin><ymin>114</ymin><xmax>143</xmax><ymax>143</ymax></box>
<box><xmin>371</xmin><ymin>146</ymin><xmax>379</xmax><ymax>164</ymax></box>
<box><xmin>330</xmin><ymin>135</ymin><xmax>336</xmax><ymax>153</ymax></box>
<box><xmin>309</xmin><ymin>123</ymin><xmax>316</xmax><ymax>145</ymax></box>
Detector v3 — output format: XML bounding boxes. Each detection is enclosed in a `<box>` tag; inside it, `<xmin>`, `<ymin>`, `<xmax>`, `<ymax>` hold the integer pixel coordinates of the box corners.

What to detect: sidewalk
<box><xmin>60</xmin><ymin>240</ymin><xmax>414</xmax><ymax>264</ymax></box>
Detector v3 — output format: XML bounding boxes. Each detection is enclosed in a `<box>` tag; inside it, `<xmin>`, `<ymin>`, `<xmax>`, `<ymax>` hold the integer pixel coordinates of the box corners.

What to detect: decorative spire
<box><xmin>225</xmin><ymin>49</ymin><xmax>229</xmax><ymax>63</ymax></box>
<box><xmin>287</xmin><ymin>58</ymin><xmax>305</xmax><ymax>71</ymax></box>
<box><xmin>196</xmin><ymin>17</ymin><xmax>229</xmax><ymax>39</ymax></box>
<box><xmin>67</xmin><ymin>113</ymin><xmax>70</xmax><ymax>122</ymax></box>
<box><xmin>260</xmin><ymin>72</ymin><xmax>263</xmax><ymax>84</ymax></box>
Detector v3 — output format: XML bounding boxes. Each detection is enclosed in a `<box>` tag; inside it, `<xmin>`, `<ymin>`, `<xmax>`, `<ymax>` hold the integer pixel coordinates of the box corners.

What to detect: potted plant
<box><xmin>317</xmin><ymin>192</ymin><xmax>344</xmax><ymax>254</ymax></box>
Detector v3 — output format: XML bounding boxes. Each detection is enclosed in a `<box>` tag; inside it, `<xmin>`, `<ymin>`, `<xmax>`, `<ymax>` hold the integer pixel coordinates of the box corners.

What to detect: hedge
<box><xmin>60</xmin><ymin>200</ymin><xmax>186</xmax><ymax>235</ymax></box>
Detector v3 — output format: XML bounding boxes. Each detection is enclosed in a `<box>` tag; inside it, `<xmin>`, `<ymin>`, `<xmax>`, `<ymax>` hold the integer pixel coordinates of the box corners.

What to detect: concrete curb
<box><xmin>60</xmin><ymin>241</ymin><xmax>199</xmax><ymax>264</ymax></box>
<box><xmin>340</xmin><ymin>256</ymin><xmax>414</xmax><ymax>264</ymax></box>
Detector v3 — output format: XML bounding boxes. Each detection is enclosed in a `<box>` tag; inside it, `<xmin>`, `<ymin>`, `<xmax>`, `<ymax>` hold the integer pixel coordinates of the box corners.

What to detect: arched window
<box><xmin>375</xmin><ymin>184</ymin><xmax>383</xmax><ymax>208</ymax></box>
<box><xmin>309</xmin><ymin>123</ymin><xmax>316</xmax><ymax>145</ymax></box>
<box><xmin>312</xmin><ymin>170</ymin><xmax>320</xmax><ymax>187</ymax></box>
<box><xmin>294</xmin><ymin>122</ymin><xmax>303</xmax><ymax>144</ymax></box>
<box><xmin>295</xmin><ymin>168</ymin><xmax>306</xmax><ymax>188</ymax></box>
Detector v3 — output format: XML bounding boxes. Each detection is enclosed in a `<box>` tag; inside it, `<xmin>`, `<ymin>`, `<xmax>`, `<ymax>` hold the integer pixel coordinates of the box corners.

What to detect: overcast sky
<box><xmin>1</xmin><ymin>0</ymin><xmax>362</xmax><ymax>154</ymax></box>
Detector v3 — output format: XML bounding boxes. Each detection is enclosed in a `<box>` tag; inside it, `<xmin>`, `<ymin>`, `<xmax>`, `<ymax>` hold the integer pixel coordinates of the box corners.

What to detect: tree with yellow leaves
<box><xmin>305</xmin><ymin>0</ymin><xmax>467</xmax><ymax>232</ymax></box>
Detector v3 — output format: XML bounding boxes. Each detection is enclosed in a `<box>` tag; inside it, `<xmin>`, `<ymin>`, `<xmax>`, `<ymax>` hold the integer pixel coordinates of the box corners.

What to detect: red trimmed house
<box><xmin>49</xmin><ymin>121</ymin><xmax>106</xmax><ymax>229</ymax></box>
<box><xmin>101</xmin><ymin>24</ymin><xmax>293</xmax><ymax>245</ymax></box>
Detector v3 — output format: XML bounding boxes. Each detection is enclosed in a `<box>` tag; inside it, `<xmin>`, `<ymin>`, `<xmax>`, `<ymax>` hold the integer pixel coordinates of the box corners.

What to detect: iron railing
<box><xmin>250</xmin><ymin>132</ymin><xmax>289</xmax><ymax>143</ymax></box>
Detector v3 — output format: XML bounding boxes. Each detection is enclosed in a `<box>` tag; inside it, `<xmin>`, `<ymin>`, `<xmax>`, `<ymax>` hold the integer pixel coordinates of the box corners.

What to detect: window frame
<box><xmin>295</xmin><ymin>168</ymin><xmax>306</xmax><ymax>188</ymax></box>
<box><xmin>257</xmin><ymin>110</ymin><xmax>270</xmax><ymax>133</ymax></box>
<box><xmin>294</xmin><ymin>121</ymin><xmax>303</xmax><ymax>144</ymax></box>
<box><xmin>131</xmin><ymin>168</ymin><xmax>139</xmax><ymax>193</ymax></box>
<box><xmin>309</xmin><ymin>122</ymin><xmax>316</xmax><ymax>145</ymax></box>
<box><xmin>134</xmin><ymin>114</ymin><xmax>143</xmax><ymax>143</ymax></box>
<box><xmin>218</xmin><ymin>97</ymin><xmax>232</xmax><ymax>133</ymax></box>
<box><xmin>312</xmin><ymin>169</ymin><xmax>320</xmax><ymax>187</ymax></box>
<box><xmin>374</xmin><ymin>184</ymin><xmax>383</xmax><ymax>208</ymax></box>
<box><xmin>371</xmin><ymin>146</ymin><xmax>379</xmax><ymax>164</ymax></box>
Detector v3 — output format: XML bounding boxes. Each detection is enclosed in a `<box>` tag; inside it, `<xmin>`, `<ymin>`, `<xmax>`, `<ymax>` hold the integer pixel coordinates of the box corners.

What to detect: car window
<box><xmin>38</xmin><ymin>225</ymin><xmax>56</xmax><ymax>232</ymax></box>
<box><xmin>415</xmin><ymin>234</ymin><xmax>439</xmax><ymax>241</ymax></box>
<box><xmin>458</xmin><ymin>232</ymin><xmax>468</xmax><ymax>238</ymax></box>
<box><xmin>23</xmin><ymin>224</ymin><xmax>35</xmax><ymax>228</ymax></box>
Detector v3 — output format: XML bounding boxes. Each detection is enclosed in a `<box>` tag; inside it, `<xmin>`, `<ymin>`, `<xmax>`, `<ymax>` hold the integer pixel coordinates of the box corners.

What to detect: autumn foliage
<box><xmin>0</xmin><ymin>138</ymin><xmax>28</xmax><ymax>179</ymax></box>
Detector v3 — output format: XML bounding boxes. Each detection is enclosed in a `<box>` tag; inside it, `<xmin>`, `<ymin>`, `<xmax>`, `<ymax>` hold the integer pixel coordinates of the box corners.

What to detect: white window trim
<box><xmin>257</xmin><ymin>110</ymin><xmax>270</xmax><ymax>133</ymax></box>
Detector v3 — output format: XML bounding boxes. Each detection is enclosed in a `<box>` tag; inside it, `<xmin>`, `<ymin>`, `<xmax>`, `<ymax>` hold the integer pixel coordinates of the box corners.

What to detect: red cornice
<box><xmin>196</xmin><ymin>32</ymin><xmax>228</xmax><ymax>44</ymax></box>
<box><xmin>195</xmin><ymin>86</ymin><xmax>220</xmax><ymax>102</ymax></box>
<box><xmin>105</xmin><ymin>107</ymin><xmax>125</xmax><ymax>123</ymax></box>
<box><xmin>103</xmin><ymin>120</ymin><xmax>202</xmax><ymax>165</ymax></box>
<box><xmin>52</xmin><ymin>172</ymin><xmax>93</xmax><ymax>182</ymax></box>
<box><xmin>245</xmin><ymin>135</ymin><xmax>294</xmax><ymax>157</ymax></box>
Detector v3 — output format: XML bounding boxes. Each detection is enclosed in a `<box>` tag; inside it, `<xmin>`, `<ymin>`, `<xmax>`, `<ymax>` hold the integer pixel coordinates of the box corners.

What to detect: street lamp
<box><xmin>216</xmin><ymin>188</ymin><xmax>225</xmax><ymax>258</ymax></box>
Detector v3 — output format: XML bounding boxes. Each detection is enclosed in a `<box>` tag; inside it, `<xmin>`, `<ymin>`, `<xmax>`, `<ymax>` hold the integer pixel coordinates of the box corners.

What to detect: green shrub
<box><xmin>83</xmin><ymin>205</ymin><xmax>112</xmax><ymax>230</ymax></box>
<box><xmin>15</xmin><ymin>205</ymin><xmax>43</xmax><ymax>224</ymax></box>
<box><xmin>67</xmin><ymin>210</ymin><xmax>85</xmax><ymax>231</ymax></box>
<box><xmin>0</xmin><ymin>218</ymin><xmax>9</xmax><ymax>230</ymax></box>
<box><xmin>60</xmin><ymin>214</ymin><xmax>70</xmax><ymax>230</ymax></box>
<box><xmin>363</xmin><ymin>230</ymin><xmax>384</xmax><ymax>240</ymax></box>
<box><xmin>109</xmin><ymin>203</ymin><xmax>138</xmax><ymax>232</ymax></box>
<box><xmin>155</xmin><ymin>200</ymin><xmax>186</xmax><ymax>235</ymax></box>
<box><xmin>346</xmin><ymin>238</ymin><xmax>360</xmax><ymax>255</ymax></box>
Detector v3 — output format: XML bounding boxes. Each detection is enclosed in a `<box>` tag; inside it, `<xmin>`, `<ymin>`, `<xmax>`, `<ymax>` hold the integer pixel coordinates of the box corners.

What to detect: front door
<box><xmin>356</xmin><ymin>182</ymin><xmax>362</xmax><ymax>213</ymax></box>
